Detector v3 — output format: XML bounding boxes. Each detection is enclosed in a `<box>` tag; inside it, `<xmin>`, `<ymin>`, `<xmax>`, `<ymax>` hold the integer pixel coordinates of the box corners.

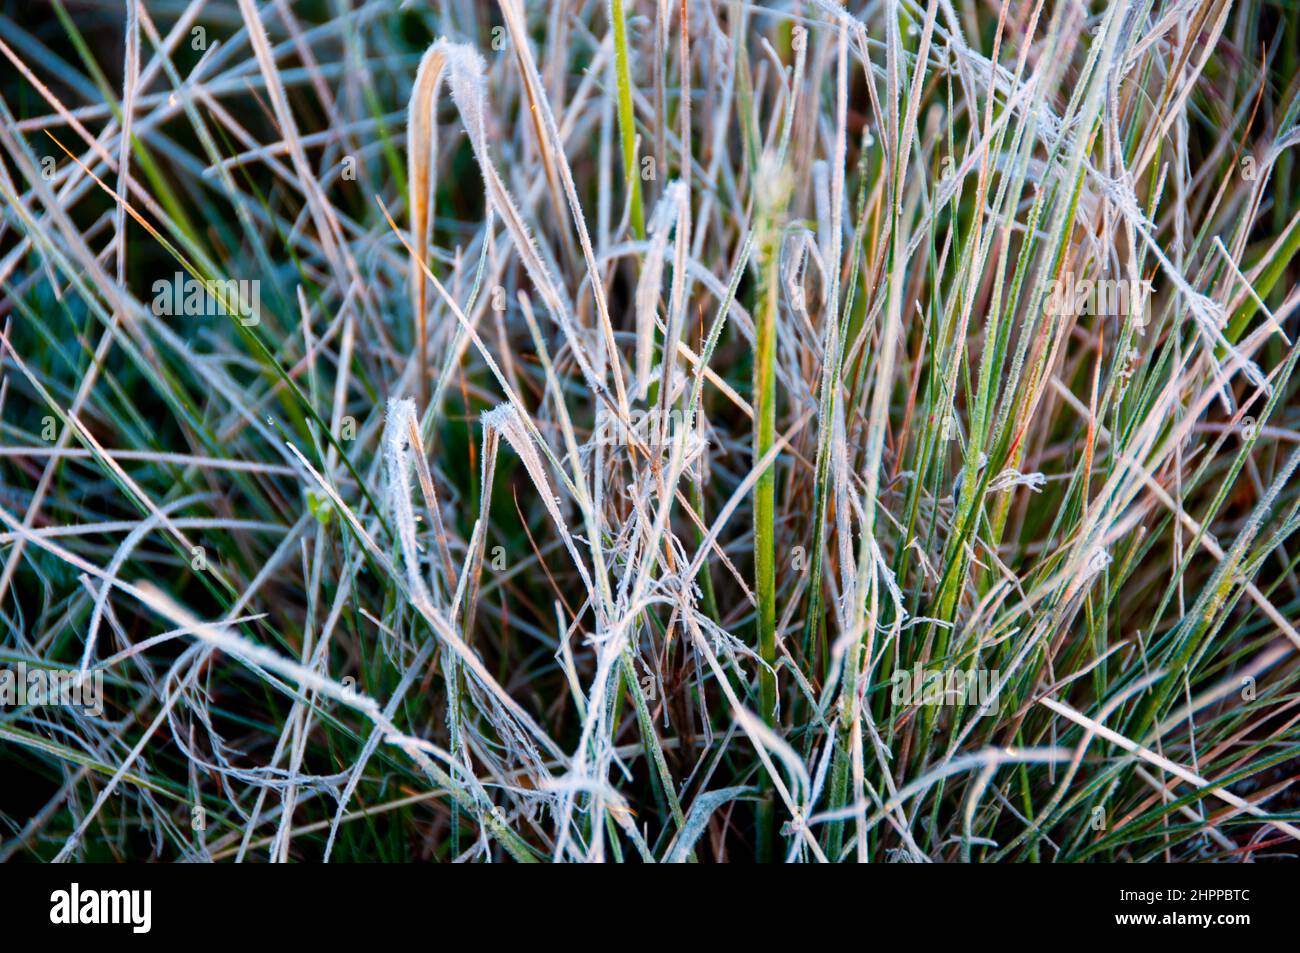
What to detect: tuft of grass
<box><xmin>2</xmin><ymin>0</ymin><xmax>1300</xmax><ymax>864</ymax></box>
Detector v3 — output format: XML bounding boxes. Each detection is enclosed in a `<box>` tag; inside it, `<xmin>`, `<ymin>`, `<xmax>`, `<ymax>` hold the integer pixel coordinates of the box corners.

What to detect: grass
<box><xmin>609</xmin><ymin>0</ymin><xmax>644</xmax><ymax>242</ymax></box>
<box><xmin>752</xmin><ymin>156</ymin><xmax>789</xmax><ymax>859</ymax></box>
<box><xmin>0</xmin><ymin>0</ymin><xmax>1299</xmax><ymax>863</ymax></box>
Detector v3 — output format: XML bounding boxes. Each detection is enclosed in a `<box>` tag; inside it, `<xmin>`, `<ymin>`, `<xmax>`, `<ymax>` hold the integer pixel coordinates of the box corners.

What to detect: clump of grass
<box><xmin>2</xmin><ymin>0</ymin><xmax>1300</xmax><ymax>863</ymax></box>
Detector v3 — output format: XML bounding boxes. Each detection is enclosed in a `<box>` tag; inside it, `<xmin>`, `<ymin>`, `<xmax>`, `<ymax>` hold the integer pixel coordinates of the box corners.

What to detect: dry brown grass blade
<box><xmin>406</xmin><ymin>42</ymin><xmax>450</xmax><ymax>410</ymax></box>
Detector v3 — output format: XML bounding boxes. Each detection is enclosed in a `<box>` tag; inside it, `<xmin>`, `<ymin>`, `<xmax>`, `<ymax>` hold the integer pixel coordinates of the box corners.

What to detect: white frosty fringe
<box><xmin>634</xmin><ymin>181</ymin><xmax>690</xmax><ymax>401</ymax></box>
<box><xmin>987</xmin><ymin>468</ymin><xmax>1047</xmax><ymax>493</ymax></box>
